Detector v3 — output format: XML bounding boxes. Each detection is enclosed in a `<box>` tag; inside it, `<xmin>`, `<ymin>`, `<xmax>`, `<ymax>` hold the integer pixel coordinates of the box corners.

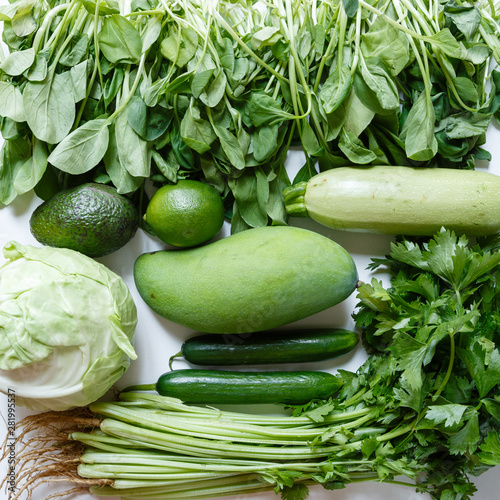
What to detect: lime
<box><xmin>145</xmin><ymin>180</ymin><xmax>225</xmax><ymax>247</ymax></box>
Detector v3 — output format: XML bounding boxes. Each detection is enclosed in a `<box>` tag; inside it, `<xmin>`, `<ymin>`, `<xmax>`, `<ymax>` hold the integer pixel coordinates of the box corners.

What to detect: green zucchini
<box><xmin>171</xmin><ymin>328</ymin><xmax>359</xmax><ymax>367</ymax></box>
<box><xmin>124</xmin><ymin>369</ymin><xmax>343</xmax><ymax>405</ymax></box>
<box><xmin>284</xmin><ymin>166</ymin><xmax>500</xmax><ymax>236</ymax></box>
<box><xmin>134</xmin><ymin>226</ymin><xmax>358</xmax><ymax>334</ymax></box>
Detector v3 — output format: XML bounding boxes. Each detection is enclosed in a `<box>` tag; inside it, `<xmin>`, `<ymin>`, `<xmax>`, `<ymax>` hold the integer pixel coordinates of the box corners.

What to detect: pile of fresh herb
<box><xmin>8</xmin><ymin>229</ymin><xmax>500</xmax><ymax>500</ymax></box>
<box><xmin>1</xmin><ymin>0</ymin><xmax>499</xmax><ymax>231</ymax></box>
<box><xmin>350</xmin><ymin>229</ymin><xmax>500</xmax><ymax>498</ymax></box>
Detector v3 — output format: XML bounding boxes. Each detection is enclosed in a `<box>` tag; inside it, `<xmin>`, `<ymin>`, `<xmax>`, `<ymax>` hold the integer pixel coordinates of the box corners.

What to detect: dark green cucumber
<box><xmin>125</xmin><ymin>369</ymin><xmax>343</xmax><ymax>405</ymax></box>
<box><xmin>172</xmin><ymin>329</ymin><xmax>359</xmax><ymax>367</ymax></box>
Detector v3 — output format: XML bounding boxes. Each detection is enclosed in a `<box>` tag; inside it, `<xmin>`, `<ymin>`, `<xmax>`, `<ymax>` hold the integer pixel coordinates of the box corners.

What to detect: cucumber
<box><xmin>172</xmin><ymin>328</ymin><xmax>359</xmax><ymax>367</ymax></box>
<box><xmin>126</xmin><ymin>369</ymin><xmax>343</xmax><ymax>405</ymax></box>
<box><xmin>284</xmin><ymin>166</ymin><xmax>500</xmax><ymax>236</ymax></box>
<box><xmin>134</xmin><ymin>226</ymin><xmax>358</xmax><ymax>334</ymax></box>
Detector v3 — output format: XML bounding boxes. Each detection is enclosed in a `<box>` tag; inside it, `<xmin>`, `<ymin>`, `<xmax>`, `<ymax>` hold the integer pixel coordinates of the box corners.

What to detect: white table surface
<box><xmin>1</xmin><ymin>2</ymin><xmax>500</xmax><ymax>499</ymax></box>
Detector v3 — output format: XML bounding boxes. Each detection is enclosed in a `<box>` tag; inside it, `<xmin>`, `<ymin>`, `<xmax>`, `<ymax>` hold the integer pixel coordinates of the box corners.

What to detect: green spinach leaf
<box><xmin>98</xmin><ymin>15</ymin><xmax>142</xmax><ymax>64</ymax></box>
<box><xmin>23</xmin><ymin>72</ymin><xmax>75</xmax><ymax>144</ymax></box>
<box><xmin>400</xmin><ymin>90</ymin><xmax>438</xmax><ymax>161</ymax></box>
<box><xmin>47</xmin><ymin>118</ymin><xmax>109</xmax><ymax>174</ymax></box>
<box><xmin>0</xmin><ymin>47</ymin><xmax>35</xmax><ymax>76</ymax></box>
<box><xmin>0</xmin><ymin>82</ymin><xmax>26</xmax><ymax>122</ymax></box>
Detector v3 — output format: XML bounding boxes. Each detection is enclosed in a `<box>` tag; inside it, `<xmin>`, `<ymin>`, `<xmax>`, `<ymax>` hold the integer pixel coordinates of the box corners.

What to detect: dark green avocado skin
<box><xmin>30</xmin><ymin>183</ymin><xmax>140</xmax><ymax>257</ymax></box>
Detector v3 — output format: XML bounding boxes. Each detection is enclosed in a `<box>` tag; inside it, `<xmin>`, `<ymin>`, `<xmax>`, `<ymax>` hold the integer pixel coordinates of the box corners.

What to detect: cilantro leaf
<box><xmin>356</xmin><ymin>278</ymin><xmax>392</xmax><ymax>313</ymax></box>
<box><xmin>443</xmin><ymin>375</ymin><xmax>475</xmax><ymax>404</ymax></box>
<box><xmin>361</xmin><ymin>436</ymin><xmax>380</xmax><ymax>459</ymax></box>
<box><xmin>460</xmin><ymin>250</ymin><xmax>500</xmax><ymax>289</ymax></box>
<box><xmin>337</xmin><ymin>369</ymin><xmax>361</xmax><ymax>401</ymax></box>
<box><xmin>302</xmin><ymin>401</ymin><xmax>336</xmax><ymax>423</ymax></box>
<box><xmin>393</xmin><ymin>373</ymin><xmax>432</xmax><ymax>412</ymax></box>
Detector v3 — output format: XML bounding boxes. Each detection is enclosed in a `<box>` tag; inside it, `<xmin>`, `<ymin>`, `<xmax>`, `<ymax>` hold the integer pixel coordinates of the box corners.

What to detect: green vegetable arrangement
<box><xmin>1</xmin><ymin>0</ymin><xmax>500</xmax><ymax>232</ymax></box>
<box><xmin>9</xmin><ymin>229</ymin><xmax>500</xmax><ymax>499</ymax></box>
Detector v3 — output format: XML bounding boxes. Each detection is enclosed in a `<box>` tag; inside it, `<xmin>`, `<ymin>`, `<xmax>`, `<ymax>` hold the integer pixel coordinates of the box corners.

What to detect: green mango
<box><xmin>134</xmin><ymin>226</ymin><xmax>358</xmax><ymax>334</ymax></box>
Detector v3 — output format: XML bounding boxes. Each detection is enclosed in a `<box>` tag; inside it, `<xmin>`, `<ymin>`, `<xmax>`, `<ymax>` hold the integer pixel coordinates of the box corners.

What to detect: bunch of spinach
<box><xmin>0</xmin><ymin>0</ymin><xmax>499</xmax><ymax>231</ymax></box>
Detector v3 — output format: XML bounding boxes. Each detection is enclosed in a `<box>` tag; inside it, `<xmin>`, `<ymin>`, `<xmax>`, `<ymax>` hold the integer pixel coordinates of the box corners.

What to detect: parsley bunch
<box><xmin>351</xmin><ymin>229</ymin><xmax>500</xmax><ymax>499</ymax></box>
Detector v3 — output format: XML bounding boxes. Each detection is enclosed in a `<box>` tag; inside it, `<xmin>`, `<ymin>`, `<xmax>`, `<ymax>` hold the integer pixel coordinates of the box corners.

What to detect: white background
<box><xmin>1</xmin><ymin>2</ymin><xmax>500</xmax><ymax>499</ymax></box>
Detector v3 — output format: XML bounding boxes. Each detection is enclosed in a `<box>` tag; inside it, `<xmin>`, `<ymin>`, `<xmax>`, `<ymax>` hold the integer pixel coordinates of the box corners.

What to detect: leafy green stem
<box><xmin>165</xmin><ymin>0</ymin><xmax>220</xmax><ymax>69</ymax></box>
<box><xmin>107</xmin><ymin>52</ymin><xmax>147</xmax><ymax>124</ymax></box>
<box><xmin>285</xmin><ymin>0</ymin><xmax>313</xmax><ymax>117</ymax></box>
<box><xmin>92</xmin><ymin>0</ymin><xmax>105</xmax><ymax>100</ymax></box>
<box><xmin>358</xmin><ymin>0</ymin><xmax>426</xmax><ymax>41</ymax></box>
<box><xmin>350</xmin><ymin>6</ymin><xmax>363</xmax><ymax>77</ymax></box>
<box><xmin>399</xmin><ymin>0</ymin><xmax>481</xmax><ymax>113</ymax></box>
<box><xmin>125</xmin><ymin>9</ymin><xmax>166</xmax><ymax>17</ymax></box>
<box><xmin>43</xmin><ymin>0</ymin><xmax>79</xmax><ymax>56</ymax></box>
<box><xmin>336</xmin><ymin>3</ymin><xmax>347</xmax><ymax>73</ymax></box>
<box><xmin>398</xmin><ymin>0</ymin><xmax>435</xmax><ymax>36</ymax></box>
<box><xmin>33</xmin><ymin>2</ymin><xmax>73</xmax><ymax>53</ymax></box>
<box><xmin>212</xmin><ymin>10</ymin><xmax>287</xmax><ymax>82</ymax></box>
<box><xmin>432</xmin><ymin>331</ymin><xmax>456</xmax><ymax>401</ymax></box>
<box><xmin>287</xmin><ymin>53</ymin><xmax>301</xmax><ymax>120</ymax></box>
<box><xmin>49</xmin><ymin>6</ymin><xmax>88</xmax><ymax>75</ymax></box>
<box><xmin>73</xmin><ymin>52</ymin><xmax>100</xmax><ymax>130</ymax></box>
<box><xmin>479</xmin><ymin>17</ymin><xmax>500</xmax><ymax>63</ymax></box>
<box><xmin>312</xmin><ymin>3</ymin><xmax>340</xmax><ymax>93</ymax></box>
<box><xmin>73</xmin><ymin>1</ymin><xmax>104</xmax><ymax>130</ymax></box>
<box><xmin>392</xmin><ymin>0</ymin><xmax>433</xmax><ymax>113</ymax></box>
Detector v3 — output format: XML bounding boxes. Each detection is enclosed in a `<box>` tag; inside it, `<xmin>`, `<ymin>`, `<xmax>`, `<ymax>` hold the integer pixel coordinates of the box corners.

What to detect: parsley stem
<box><xmin>377</xmin><ymin>422</ymin><xmax>415</xmax><ymax>443</ymax></box>
<box><xmin>342</xmin><ymin>387</ymin><xmax>368</xmax><ymax>407</ymax></box>
<box><xmin>432</xmin><ymin>331</ymin><xmax>455</xmax><ymax>401</ymax></box>
<box><xmin>347</xmin><ymin>477</ymin><xmax>416</xmax><ymax>488</ymax></box>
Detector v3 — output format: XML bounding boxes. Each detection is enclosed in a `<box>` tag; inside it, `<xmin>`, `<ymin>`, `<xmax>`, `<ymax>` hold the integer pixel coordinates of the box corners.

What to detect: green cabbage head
<box><xmin>0</xmin><ymin>241</ymin><xmax>138</xmax><ymax>411</ymax></box>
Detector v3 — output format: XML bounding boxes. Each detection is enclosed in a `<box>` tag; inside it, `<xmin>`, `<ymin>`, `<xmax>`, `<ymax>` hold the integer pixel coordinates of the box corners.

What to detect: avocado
<box><xmin>30</xmin><ymin>183</ymin><xmax>140</xmax><ymax>257</ymax></box>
